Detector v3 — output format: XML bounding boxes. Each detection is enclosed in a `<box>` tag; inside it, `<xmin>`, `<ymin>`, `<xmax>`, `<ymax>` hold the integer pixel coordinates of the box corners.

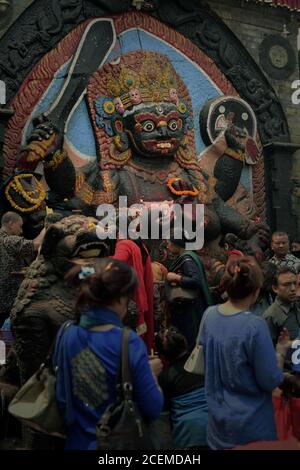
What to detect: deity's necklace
<box><xmin>125</xmin><ymin>160</ymin><xmax>183</xmax><ymax>184</ymax></box>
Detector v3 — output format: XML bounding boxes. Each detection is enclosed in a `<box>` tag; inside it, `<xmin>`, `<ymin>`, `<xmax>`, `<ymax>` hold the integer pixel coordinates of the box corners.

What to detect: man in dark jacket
<box><xmin>263</xmin><ymin>266</ymin><xmax>300</xmax><ymax>369</ymax></box>
<box><xmin>166</xmin><ymin>234</ymin><xmax>212</xmax><ymax>351</ymax></box>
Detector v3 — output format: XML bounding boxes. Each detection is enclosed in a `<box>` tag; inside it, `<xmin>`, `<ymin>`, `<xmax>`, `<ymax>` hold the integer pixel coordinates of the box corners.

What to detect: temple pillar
<box><xmin>264</xmin><ymin>142</ymin><xmax>300</xmax><ymax>237</ymax></box>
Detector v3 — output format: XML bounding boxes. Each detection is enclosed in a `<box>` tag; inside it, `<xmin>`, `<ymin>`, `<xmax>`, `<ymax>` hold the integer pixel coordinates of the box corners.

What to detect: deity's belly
<box><xmin>119</xmin><ymin>170</ymin><xmax>174</xmax><ymax>205</ymax></box>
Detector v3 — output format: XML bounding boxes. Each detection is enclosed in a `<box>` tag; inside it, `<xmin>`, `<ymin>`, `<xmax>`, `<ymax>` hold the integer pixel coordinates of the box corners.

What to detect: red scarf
<box><xmin>113</xmin><ymin>240</ymin><xmax>154</xmax><ymax>351</ymax></box>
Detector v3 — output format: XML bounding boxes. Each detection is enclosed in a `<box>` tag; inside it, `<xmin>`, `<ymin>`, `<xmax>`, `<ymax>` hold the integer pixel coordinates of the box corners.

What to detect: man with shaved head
<box><xmin>269</xmin><ymin>231</ymin><xmax>300</xmax><ymax>272</ymax></box>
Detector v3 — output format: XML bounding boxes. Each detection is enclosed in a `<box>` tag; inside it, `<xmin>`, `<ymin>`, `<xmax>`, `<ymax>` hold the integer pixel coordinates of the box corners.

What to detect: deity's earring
<box><xmin>109</xmin><ymin>119</ymin><xmax>131</xmax><ymax>165</ymax></box>
<box><xmin>113</xmin><ymin>120</ymin><xmax>130</xmax><ymax>152</ymax></box>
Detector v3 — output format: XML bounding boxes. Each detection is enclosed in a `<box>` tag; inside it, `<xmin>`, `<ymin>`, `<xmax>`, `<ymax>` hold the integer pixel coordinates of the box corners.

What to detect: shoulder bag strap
<box><xmin>56</xmin><ymin>320</ymin><xmax>73</xmax><ymax>359</ymax></box>
<box><xmin>120</xmin><ymin>327</ymin><xmax>133</xmax><ymax>400</ymax></box>
<box><xmin>37</xmin><ymin>320</ymin><xmax>73</xmax><ymax>378</ymax></box>
<box><xmin>169</xmin><ymin>253</ymin><xmax>186</xmax><ymax>273</ymax></box>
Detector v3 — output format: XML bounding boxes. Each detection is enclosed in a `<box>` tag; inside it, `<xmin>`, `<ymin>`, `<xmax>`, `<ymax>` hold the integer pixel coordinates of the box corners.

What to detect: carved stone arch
<box><xmin>161</xmin><ymin>3</ymin><xmax>290</xmax><ymax>145</ymax></box>
<box><xmin>0</xmin><ymin>0</ymin><xmax>290</xmax><ymax>144</ymax></box>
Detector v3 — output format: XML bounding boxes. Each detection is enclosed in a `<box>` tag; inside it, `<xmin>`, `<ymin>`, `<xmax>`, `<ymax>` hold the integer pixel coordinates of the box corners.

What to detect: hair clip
<box><xmin>78</xmin><ymin>266</ymin><xmax>95</xmax><ymax>279</ymax></box>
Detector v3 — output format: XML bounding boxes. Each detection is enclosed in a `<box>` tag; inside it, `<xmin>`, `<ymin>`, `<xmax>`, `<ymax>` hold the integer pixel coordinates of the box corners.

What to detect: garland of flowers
<box><xmin>127</xmin><ymin>161</ymin><xmax>182</xmax><ymax>184</ymax></box>
<box><xmin>166</xmin><ymin>177</ymin><xmax>199</xmax><ymax>196</ymax></box>
<box><xmin>5</xmin><ymin>174</ymin><xmax>46</xmax><ymax>213</ymax></box>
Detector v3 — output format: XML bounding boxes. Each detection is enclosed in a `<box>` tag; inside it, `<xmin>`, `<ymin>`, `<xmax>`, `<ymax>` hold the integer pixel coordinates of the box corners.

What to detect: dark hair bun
<box><xmin>155</xmin><ymin>327</ymin><xmax>187</xmax><ymax>360</ymax></box>
<box><xmin>222</xmin><ymin>257</ymin><xmax>263</xmax><ymax>300</ymax></box>
<box><xmin>67</xmin><ymin>258</ymin><xmax>138</xmax><ymax>318</ymax></box>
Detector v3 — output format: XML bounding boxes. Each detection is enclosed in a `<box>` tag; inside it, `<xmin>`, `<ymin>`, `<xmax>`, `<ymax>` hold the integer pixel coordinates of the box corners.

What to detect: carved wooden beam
<box><xmin>0</xmin><ymin>105</ymin><xmax>13</xmax><ymax>181</ymax></box>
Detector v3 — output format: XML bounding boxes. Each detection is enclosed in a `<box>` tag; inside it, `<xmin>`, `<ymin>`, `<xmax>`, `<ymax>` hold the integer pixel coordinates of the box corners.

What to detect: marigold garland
<box><xmin>5</xmin><ymin>174</ymin><xmax>46</xmax><ymax>213</ymax></box>
<box><xmin>166</xmin><ymin>177</ymin><xmax>199</xmax><ymax>196</ymax></box>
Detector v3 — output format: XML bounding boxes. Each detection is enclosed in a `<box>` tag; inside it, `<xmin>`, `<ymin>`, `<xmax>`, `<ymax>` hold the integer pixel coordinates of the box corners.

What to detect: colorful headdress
<box><xmin>86</xmin><ymin>51</ymin><xmax>197</xmax><ymax>170</ymax></box>
<box><xmin>105</xmin><ymin>55</ymin><xmax>179</xmax><ymax>111</ymax></box>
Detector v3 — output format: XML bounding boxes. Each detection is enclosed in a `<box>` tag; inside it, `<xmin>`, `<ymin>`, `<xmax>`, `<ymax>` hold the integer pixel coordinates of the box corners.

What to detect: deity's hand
<box><xmin>238</xmin><ymin>221</ymin><xmax>270</xmax><ymax>261</ymax></box>
<box><xmin>19</xmin><ymin>115</ymin><xmax>63</xmax><ymax>170</ymax></box>
<box><xmin>255</xmin><ymin>223</ymin><xmax>271</xmax><ymax>250</ymax></box>
<box><xmin>245</xmin><ymin>222</ymin><xmax>270</xmax><ymax>255</ymax></box>
<box><xmin>224</xmin><ymin>124</ymin><xmax>247</xmax><ymax>152</ymax></box>
<box><xmin>224</xmin><ymin>124</ymin><xmax>260</xmax><ymax>165</ymax></box>
<box><xmin>241</xmin><ymin>219</ymin><xmax>269</xmax><ymax>240</ymax></box>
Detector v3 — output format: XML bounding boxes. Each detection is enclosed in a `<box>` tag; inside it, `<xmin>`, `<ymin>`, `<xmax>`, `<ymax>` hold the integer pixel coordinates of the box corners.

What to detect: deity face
<box><xmin>122</xmin><ymin>102</ymin><xmax>185</xmax><ymax>158</ymax></box>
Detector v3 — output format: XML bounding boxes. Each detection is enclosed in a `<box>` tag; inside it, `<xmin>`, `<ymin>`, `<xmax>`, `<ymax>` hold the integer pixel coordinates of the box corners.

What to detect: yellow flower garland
<box><xmin>5</xmin><ymin>174</ymin><xmax>46</xmax><ymax>213</ymax></box>
<box><xmin>167</xmin><ymin>177</ymin><xmax>199</xmax><ymax>197</ymax></box>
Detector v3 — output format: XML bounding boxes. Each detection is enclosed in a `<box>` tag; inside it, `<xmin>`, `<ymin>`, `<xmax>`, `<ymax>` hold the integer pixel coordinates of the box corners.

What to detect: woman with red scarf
<box><xmin>112</xmin><ymin>220</ymin><xmax>154</xmax><ymax>352</ymax></box>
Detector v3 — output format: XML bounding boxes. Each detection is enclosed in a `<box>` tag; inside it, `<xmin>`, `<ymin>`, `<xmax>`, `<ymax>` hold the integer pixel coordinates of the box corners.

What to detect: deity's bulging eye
<box><xmin>142</xmin><ymin>120</ymin><xmax>156</xmax><ymax>132</ymax></box>
<box><xmin>168</xmin><ymin>119</ymin><xmax>179</xmax><ymax>131</ymax></box>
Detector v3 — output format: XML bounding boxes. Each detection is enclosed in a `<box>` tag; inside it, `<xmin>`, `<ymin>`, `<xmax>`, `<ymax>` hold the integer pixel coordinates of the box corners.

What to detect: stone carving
<box><xmin>183</xmin><ymin>16</ymin><xmax>290</xmax><ymax>143</ymax></box>
<box><xmin>259</xmin><ymin>34</ymin><xmax>296</xmax><ymax>80</ymax></box>
<box><xmin>0</xmin><ymin>0</ymin><xmax>84</xmax><ymax>101</ymax></box>
<box><xmin>0</xmin><ymin>1</ymin><xmax>289</xmax><ymax>147</ymax></box>
<box><xmin>10</xmin><ymin>214</ymin><xmax>111</xmax><ymax>382</ymax></box>
<box><xmin>226</xmin><ymin>66</ymin><xmax>288</xmax><ymax>142</ymax></box>
<box><xmin>200</xmin><ymin>96</ymin><xmax>261</xmax><ymax>204</ymax></box>
<box><xmin>15</xmin><ymin>51</ymin><xmax>266</xmax><ymax>252</ymax></box>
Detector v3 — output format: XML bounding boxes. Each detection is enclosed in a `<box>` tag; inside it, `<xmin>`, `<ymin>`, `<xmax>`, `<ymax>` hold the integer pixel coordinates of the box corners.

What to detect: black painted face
<box><xmin>43</xmin><ymin>229</ymin><xmax>111</xmax><ymax>276</ymax></box>
<box><xmin>122</xmin><ymin>103</ymin><xmax>185</xmax><ymax>158</ymax></box>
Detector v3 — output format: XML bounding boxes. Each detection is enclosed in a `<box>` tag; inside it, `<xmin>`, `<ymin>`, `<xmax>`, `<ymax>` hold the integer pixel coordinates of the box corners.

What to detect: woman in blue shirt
<box><xmin>200</xmin><ymin>256</ymin><xmax>297</xmax><ymax>449</ymax></box>
<box><xmin>53</xmin><ymin>258</ymin><xmax>163</xmax><ymax>450</ymax></box>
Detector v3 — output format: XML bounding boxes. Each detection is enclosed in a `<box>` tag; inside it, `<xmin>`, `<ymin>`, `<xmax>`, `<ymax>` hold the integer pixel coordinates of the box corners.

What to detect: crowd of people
<box><xmin>0</xmin><ymin>210</ymin><xmax>300</xmax><ymax>450</ymax></box>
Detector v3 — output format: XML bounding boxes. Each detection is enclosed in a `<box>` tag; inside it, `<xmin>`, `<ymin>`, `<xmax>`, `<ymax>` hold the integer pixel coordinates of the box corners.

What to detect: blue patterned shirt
<box><xmin>200</xmin><ymin>305</ymin><xmax>283</xmax><ymax>449</ymax></box>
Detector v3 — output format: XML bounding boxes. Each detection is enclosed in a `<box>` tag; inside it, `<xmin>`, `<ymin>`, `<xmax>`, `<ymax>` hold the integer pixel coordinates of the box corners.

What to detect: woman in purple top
<box><xmin>200</xmin><ymin>257</ymin><xmax>298</xmax><ymax>449</ymax></box>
